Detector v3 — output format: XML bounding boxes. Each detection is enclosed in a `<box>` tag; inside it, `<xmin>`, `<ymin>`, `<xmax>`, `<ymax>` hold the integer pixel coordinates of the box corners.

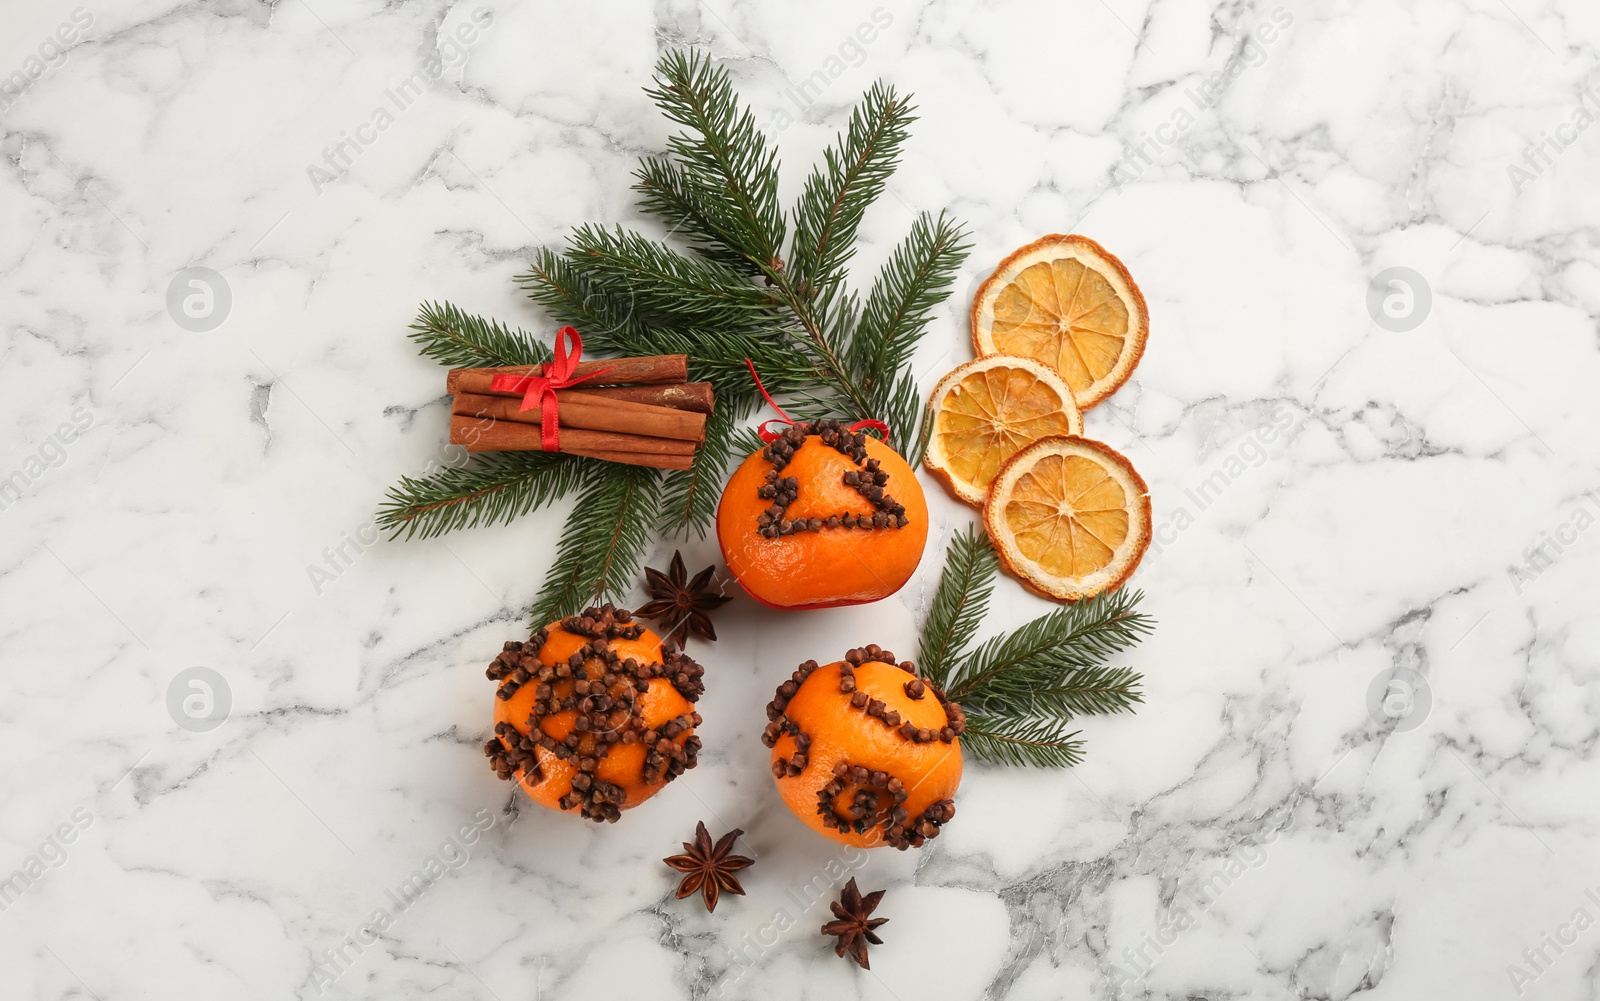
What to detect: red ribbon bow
<box><xmin>743</xmin><ymin>358</ymin><xmax>891</xmax><ymax>445</ymax></box>
<box><xmin>489</xmin><ymin>327</ymin><xmax>612</xmax><ymax>451</ymax></box>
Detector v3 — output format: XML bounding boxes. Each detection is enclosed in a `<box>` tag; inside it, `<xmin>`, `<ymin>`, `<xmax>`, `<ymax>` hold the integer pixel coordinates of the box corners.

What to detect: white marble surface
<box><xmin>4</xmin><ymin>0</ymin><xmax>1600</xmax><ymax>997</ymax></box>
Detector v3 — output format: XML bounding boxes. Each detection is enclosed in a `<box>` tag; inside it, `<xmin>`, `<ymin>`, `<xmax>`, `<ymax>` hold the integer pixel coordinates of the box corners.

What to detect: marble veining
<box><xmin>2</xmin><ymin>0</ymin><xmax>1598</xmax><ymax>998</ymax></box>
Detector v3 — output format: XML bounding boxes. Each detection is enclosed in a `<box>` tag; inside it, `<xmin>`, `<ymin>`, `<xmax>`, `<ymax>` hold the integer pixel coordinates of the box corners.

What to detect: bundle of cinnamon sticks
<box><xmin>447</xmin><ymin>354</ymin><xmax>711</xmax><ymax>471</ymax></box>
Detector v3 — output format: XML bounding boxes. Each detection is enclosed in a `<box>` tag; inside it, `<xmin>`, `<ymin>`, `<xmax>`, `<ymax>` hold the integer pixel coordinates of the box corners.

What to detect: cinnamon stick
<box><xmin>561</xmin><ymin>382</ymin><xmax>714</xmax><ymax>415</ymax></box>
<box><xmin>447</xmin><ymin>355</ymin><xmax>688</xmax><ymax>394</ymax></box>
<box><xmin>452</xmin><ymin>392</ymin><xmax>706</xmax><ymax>443</ymax></box>
<box><xmin>562</xmin><ymin>447</ymin><xmax>693</xmax><ymax>471</ymax></box>
<box><xmin>450</xmin><ymin>415</ymin><xmax>697</xmax><ymax>457</ymax></box>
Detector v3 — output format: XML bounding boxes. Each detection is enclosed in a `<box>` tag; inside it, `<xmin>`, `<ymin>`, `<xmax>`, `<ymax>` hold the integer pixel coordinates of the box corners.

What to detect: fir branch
<box><xmin>633</xmin><ymin>156</ymin><xmax>764</xmax><ymax>276</ymax></box>
<box><xmin>917</xmin><ymin>525</ymin><xmax>999</xmax><ymax>690</ymax></box>
<box><xmin>958</xmin><ymin>715</ymin><xmax>1085</xmax><ymax>768</ymax></box>
<box><xmin>852</xmin><ymin>210</ymin><xmax>970</xmax><ymax>461</ymax></box>
<box><xmin>528</xmin><ymin>463</ymin><xmax>660</xmax><ymax>626</ymax></box>
<box><xmin>1011</xmin><ymin>666</ymin><xmax>1146</xmax><ymax>717</ymax></box>
<box><xmin>948</xmin><ymin>589</ymin><xmax>1154</xmax><ymax>706</ymax></box>
<box><xmin>408</xmin><ymin>301</ymin><xmax>551</xmax><ymax>368</ymax></box>
<box><xmin>853</xmin><ymin>211</ymin><xmax>969</xmax><ymax>374</ymax></box>
<box><xmin>925</xmin><ymin>577</ymin><xmax>1152</xmax><ymax>767</ymax></box>
<box><xmin>642</xmin><ymin>52</ymin><xmax>875</xmax><ymax>424</ymax></box>
<box><xmin>566</xmin><ymin>225</ymin><xmax>779</xmax><ymax>328</ymax></box>
<box><xmin>788</xmin><ymin>82</ymin><xmax>914</xmax><ymax>293</ymax></box>
<box><xmin>658</xmin><ymin>403</ymin><xmax>743</xmax><ymax>540</ymax></box>
<box><xmin>730</xmin><ymin>424</ymin><xmax>766</xmax><ymax>456</ymax></box>
<box><xmin>517</xmin><ymin>247</ymin><xmax>653</xmax><ymax>358</ymax></box>
<box><xmin>376</xmin><ymin>452</ymin><xmax>585</xmax><ymax>541</ymax></box>
<box><xmin>521</xmin><ymin>247</ymin><xmax>817</xmax><ymax>399</ymax></box>
<box><xmin>645</xmin><ymin>50</ymin><xmax>784</xmax><ymax>264</ymax></box>
<box><xmin>765</xmin><ymin>268</ymin><xmax>876</xmax><ymax>424</ymax></box>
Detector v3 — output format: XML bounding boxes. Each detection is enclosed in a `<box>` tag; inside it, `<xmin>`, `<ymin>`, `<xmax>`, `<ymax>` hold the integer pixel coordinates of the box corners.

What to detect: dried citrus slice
<box><xmin>923</xmin><ymin>356</ymin><xmax>1083</xmax><ymax>506</ymax></box>
<box><xmin>984</xmin><ymin>436</ymin><xmax>1150</xmax><ymax>601</ymax></box>
<box><xmin>972</xmin><ymin>235</ymin><xmax>1148</xmax><ymax>410</ymax></box>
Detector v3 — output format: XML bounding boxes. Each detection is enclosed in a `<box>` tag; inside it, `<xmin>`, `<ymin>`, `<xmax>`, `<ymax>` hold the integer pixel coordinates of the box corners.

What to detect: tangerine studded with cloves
<box><xmin>485</xmin><ymin>604</ymin><xmax>704</xmax><ymax>822</ymax></box>
<box><xmin>717</xmin><ymin>420</ymin><xmax>929</xmax><ymax>609</ymax></box>
<box><xmin>764</xmin><ymin>645</ymin><xmax>962</xmax><ymax>849</ymax></box>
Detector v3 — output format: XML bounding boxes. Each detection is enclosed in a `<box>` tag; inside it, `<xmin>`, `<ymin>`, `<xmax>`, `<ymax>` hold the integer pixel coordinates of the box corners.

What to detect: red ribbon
<box><xmin>489</xmin><ymin>327</ymin><xmax>612</xmax><ymax>451</ymax></box>
<box><xmin>743</xmin><ymin>358</ymin><xmax>891</xmax><ymax>446</ymax></box>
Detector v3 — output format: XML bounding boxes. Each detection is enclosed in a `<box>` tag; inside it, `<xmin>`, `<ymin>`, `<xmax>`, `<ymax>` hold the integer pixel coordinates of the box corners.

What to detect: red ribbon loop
<box><xmin>744</xmin><ymin>358</ymin><xmax>892</xmax><ymax>448</ymax></box>
<box><xmin>488</xmin><ymin>327</ymin><xmax>612</xmax><ymax>451</ymax></box>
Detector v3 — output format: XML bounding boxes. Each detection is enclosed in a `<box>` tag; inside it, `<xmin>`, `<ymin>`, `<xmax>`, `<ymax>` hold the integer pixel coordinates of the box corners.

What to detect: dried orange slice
<box><xmin>923</xmin><ymin>356</ymin><xmax>1082</xmax><ymax>506</ymax></box>
<box><xmin>972</xmin><ymin>235</ymin><xmax>1148</xmax><ymax>410</ymax></box>
<box><xmin>984</xmin><ymin>436</ymin><xmax>1150</xmax><ymax>601</ymax></box>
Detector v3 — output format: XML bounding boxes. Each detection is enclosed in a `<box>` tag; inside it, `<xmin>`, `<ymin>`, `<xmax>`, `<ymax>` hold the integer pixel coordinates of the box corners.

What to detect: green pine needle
<box><xmin>645</xmin><ymin>50</ymin><xmax>785</xmax><ymax>264</ymax></box>
<box><xmin>789</xmin><ymin>81</ymin><xmax>915</xmax><ymax>292</ymax></box>
<box><xmin>952</xmin><ymin>589</ymin><xmax>1154</xmax><ymax>704</ymax></box>
<box><xmin>852</xmin><ymin>210</ymin><xmax>970</xmax><ymax>463</ymax></box>
<box><xmin>658</xmin><ymin>404</ymin><xmax>742</xmax><ymax>541</ymax></box>
<box><xmin>918</xmin><ymin>531</ymin><xmax>1154</xmax><ymax>767</ymax></box>
<box><xmin>633</xmin><ymin>156</ymin><xmax>765</xmax><ymax>277</ymax></box>
<box><xmin>520</xmin><ymin>247</ymin><xmax>815</xmax><ymax>401</ymax></box>
<box><xmin>516</xmin><ymin>247</ymin><xmax>652</xmax><ymax>358</ymax></box>
<box><xmin>566</xmin><ymin>224</ymin><xmax>779</xmax><ymax>329</ymax></box>
<box><xmin>527</xmin><ymin>463</ymin><xmax>660</xmax><ymax>627</ymax></box>
<box><xmin>408</xmin><ymin>301</ymin><xmax>552</xmax><ymax>368</ymax></box>
<box><xmin>957</xmin><ymin>716</ymin><xmax>1086</xmax><ymax>769</ymax></box>
<box><xmin>917</xmin><ymin>525</ymin><xmax>999</xmax><ymax>690</ymax></box>
<box><xmin>376</xmin><ymin>452</ymin><xmax>585</xmax><ymax>541</ymax></box>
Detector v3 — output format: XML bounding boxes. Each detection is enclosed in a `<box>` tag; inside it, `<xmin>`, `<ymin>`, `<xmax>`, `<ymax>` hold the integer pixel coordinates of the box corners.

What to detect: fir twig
<box><xmin>958</xmin><ymin>717</ymin><xmax>1086</xmax><ymax>769</ymax></box>
<box><xmin>852</xmin><ymin>211</ymin><xmax>970</xmax><ymax>462</ymax></box>
<box><xmin>633</xmin><ymin>156</ymin><xmax>764</xmax><ymax>277</ymax></box>
<box><xmin>644</xmin><ymin>49</ymin><xmax>784</xmax><ymax>263</ymax></box>
<box><xmin>566</xmin><ymin>225</ymin><xmax>779</xmax><ymax>328</ymax></box>
<box><xmin>917</xmin><ymin>525</ymin><xmax>999</xmax><ymax>690</ymax></box>
<box><xmin>517</xmin><ymin>247</ymin><xmax>651</xmax><ymax>358</ymax></box>
<box><xmin>520</xmin><ymin>248</ymin><xmax>815</xmax><ymax>399</ymax></box>
<box><xmin>376</xmin><ymin>452</ymin><xmax>584</xmax><ymax>541</ymax></box>
<box><xmin>642</xmin><ymin>53</ymin><xmax>879</xmax><ymax>426</ymax></box>
<box><xmin>527</xmin><ymin>463</ymin><xmax>660</xmax><ymax>627</ymax></box>
<box><xmin>788</xmin><ymin>81</ymin><xmax>914</xmax><ymax>293</ymax></box>
<box><xmin>658</xmin><ymin>404</ymin><xmax>742</xmax><ymax>540</ymax></box>
<box><xmin>918</xmin><ymin>532</ymin><xmax>1153</xmax><ymax>767</ymax></box>
<box><xmin>408</xmin><ymin>301</ymin><xmax>551</xmax><ymax>368</ymax></box>
<box><xmin>950</xmin><ymin>589</ymin><xmax>1152</xmax><ymax>709</ymax></box>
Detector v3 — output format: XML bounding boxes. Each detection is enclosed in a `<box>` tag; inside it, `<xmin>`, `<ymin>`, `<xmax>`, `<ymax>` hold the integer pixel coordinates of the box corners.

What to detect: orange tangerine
<box><xmin>484</xmin><ymin>605</ymin><xmax>704</xmax><ymax>821</ymax></box>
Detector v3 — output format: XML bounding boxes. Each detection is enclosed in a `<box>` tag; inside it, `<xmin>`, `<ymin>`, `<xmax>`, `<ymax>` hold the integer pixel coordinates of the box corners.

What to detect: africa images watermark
<box><xmin>765</xmin><ymin>8</ymin><xmax>893</xmax><ymax>134</ymax></box>
<box><xmin>708</xmin><ymin>841</ymin><xmax>872</xmax><ymax>996</ymax></box>
<box><xmin>1505</xmin><ymin>80</ymin><xmax>1600</xmax><ymax>195</ymax></box>
<box><xmin>1108</xmin><ymin>826</ymin><xmax>1282</xmax><ymax>986</ymax></box>
<box><xmin>1148</xmin><ymin>401</ymin><xmax>1301</xmax><ymax>555</ymax></box>
<box><xmin>0</xmin><ymin>807</ymin><xmax>95</xmax><ymax>913</ymax></box>
<box><xmin>1110</xmin><ymin>7</ymin><xmax>1293</xmax><ymax>189</ymax></box>
<box><xmin>305</xmin><ymin>8</ymin><xmax>495</xmax><ymax>194</ymax></box>
<box><xmin>1505</xmin><ymin>884</ymin><xmax>1600</xmax><ymax>996</ymax></box>
<box><xmin>1506</xmin><ymin>492</ymin><xmax>1600</xmax><ymax>595</ymax></box>
<box><xmin>305</xmin><ymin>443</ymin><xmax>470</xmax><ymax>594</ymax></box>
<box><xmin>0</xmin><ymin>8</ymin><xmax>94</xmax><ymax>114</ymax></box>
<box><xmin>308</xmin><ymin>807</ymin><xmax>496</xmax><ymax>994</ymax></box>
<box><xmin>0</xmin><ymin>406</ymin><xmax>96</xmax><ymax>514</ymax></box>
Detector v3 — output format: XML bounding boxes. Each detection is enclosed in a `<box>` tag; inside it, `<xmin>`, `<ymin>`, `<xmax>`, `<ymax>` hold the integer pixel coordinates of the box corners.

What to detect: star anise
<box><xmin>662</xmin><ymin>821</ymin><xmax>753</xmax><ymax>913</ymax></box>
<box><xmin>822</xmin><ymin>877</ymin><xmax>889</xmax><ymax>968</ymax></box>
<box><xmin>636</xmin><ymin>551</ymin><xmax>731</xmax><ymax>647</ymax></box>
